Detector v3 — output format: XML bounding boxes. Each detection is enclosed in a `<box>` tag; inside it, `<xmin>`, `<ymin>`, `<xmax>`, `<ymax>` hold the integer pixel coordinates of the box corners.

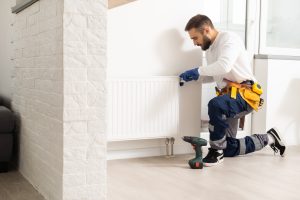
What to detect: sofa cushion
<box><xmin>0</xmin><ymin>106</ymin><xmax>15</xmax><ymax>133</ymax></box>
<box><xmin>0</xmin><ymin>134</ymin><xmax>13</xmax><ymax>161</ymax></box>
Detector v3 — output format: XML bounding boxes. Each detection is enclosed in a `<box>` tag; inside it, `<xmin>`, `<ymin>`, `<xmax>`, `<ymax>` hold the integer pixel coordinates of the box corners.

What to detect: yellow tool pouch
<box><xmin>231</xmin><ymin>86</ymin><xmax>237</xmax><ymax>99</ymax></box>
<box><xmin>243</xmin><ymin>88</ymin><xmax>260</xmax><ymax>102</ymax></box>
<box><xmin>238</xmin><ymin>87</ymin><xmax>261</xmax><ymax>111</ymax></box>
<box><xmin>220</xmin><ymin>80</ymin><xmax>264</xmax><ymax>111</ymax></box>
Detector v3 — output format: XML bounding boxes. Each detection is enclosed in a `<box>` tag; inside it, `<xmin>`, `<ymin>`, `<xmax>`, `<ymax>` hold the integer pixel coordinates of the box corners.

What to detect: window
<box><xmin>259</xmin><ymin>0</ymin><xmax>300</xmax><ymax>56</ymax></box>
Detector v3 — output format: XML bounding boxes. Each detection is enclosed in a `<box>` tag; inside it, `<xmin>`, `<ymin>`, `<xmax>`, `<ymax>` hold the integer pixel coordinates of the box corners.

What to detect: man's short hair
<box><xmin>185</xmin><ymin>14</ymin><xmax>214</xmax><ymax>32</ymax></box>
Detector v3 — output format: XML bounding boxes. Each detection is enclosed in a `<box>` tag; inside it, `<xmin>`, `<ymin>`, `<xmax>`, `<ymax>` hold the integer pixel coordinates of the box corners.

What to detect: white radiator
<box><xmin>107</xmin><ymin>76</ymin><xmax>179</xmax><ymax>141</ymax></box>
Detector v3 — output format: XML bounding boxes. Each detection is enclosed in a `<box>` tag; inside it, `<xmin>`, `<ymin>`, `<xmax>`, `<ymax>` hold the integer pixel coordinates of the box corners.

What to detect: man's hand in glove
<box><xmin>179</xmin><ymin>68</ymin><xmax>200</xmax><ymax>86</ymax></box>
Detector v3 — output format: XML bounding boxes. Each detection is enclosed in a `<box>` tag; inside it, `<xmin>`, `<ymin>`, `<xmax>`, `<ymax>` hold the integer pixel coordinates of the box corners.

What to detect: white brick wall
<box><xmin>11</xmin><ymin>0</ymin><xmax>107</xmax><ymax>199</ymax></box>
<box><xmin>63</xmin><ymin>0</ymin><xmax>107</xmax><ymax>198</ymax></box>
<box><xmin>12</xmin><ymin>0</ymin><xmax>64</xmax><ymax>199</ymax></box>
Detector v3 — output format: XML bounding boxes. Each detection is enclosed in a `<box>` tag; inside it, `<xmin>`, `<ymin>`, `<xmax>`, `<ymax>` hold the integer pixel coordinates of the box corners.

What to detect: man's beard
<box><xmin>201</xmin><ymin>35</ymin><xmax>212</xmax><ymax>51</ymax></box>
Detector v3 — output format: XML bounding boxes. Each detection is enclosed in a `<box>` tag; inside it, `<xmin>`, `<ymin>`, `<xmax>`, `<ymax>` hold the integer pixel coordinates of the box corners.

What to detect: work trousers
<box><xmin>208</xmin><ymin>93</ymin><xmax>268</xmax><ymax>157</ymax></box>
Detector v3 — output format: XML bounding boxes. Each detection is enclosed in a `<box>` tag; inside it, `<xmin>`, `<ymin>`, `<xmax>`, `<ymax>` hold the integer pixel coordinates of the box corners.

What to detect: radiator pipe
<box><xmin>170</xmin><ymin>137</ymin><xmax>175</xmax><ymax>157</ymax></box>
<box><xmin>165</xmin><ymin>138</ymin><xmax>170</xmax><ymax>157</ymax></box>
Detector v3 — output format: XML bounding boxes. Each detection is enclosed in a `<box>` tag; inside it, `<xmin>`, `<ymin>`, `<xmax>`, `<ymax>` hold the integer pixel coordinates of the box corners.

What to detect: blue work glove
<box><xmin>179</xmin><ymin>67</ymin><xmax>200</xmax><ymax>86</ymax></box>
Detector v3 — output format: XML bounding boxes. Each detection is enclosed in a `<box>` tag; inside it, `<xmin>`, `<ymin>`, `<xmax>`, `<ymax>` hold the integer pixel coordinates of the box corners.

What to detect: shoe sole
<box><xmin>203</xmin><ymin>157</ymin><xmax>224</xmax><ymax>167</ymax></box>
<box><xmin>268</xmin><ymin>127</ymin><xmax>286</xmax><ymax>156</ymax></box>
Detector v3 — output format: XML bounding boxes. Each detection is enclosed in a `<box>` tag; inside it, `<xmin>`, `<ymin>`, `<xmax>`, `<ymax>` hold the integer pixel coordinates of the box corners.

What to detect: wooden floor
<box><xmin>108</xmin><ymin>145</ymin><xmax>300</xmax><ymax>200</ymax></box>
<box><xmin>0</xmin><ymin>171</ymin><xmax>44</xmax><ymax>200</ymax></box>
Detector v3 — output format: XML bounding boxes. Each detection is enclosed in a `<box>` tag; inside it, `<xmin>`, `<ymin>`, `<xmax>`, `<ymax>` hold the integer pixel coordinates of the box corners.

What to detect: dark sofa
<box><xmin>0</xmin><ymin>98</ymin><xmax>15</xmax><ymax>172</ymax></box>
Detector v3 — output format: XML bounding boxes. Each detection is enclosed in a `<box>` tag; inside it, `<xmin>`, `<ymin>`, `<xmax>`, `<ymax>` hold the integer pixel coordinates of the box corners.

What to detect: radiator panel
<box><xmin>108</xmin><ymin>77</ymin><xmax>179</xmax><ymax>141</ymax></box>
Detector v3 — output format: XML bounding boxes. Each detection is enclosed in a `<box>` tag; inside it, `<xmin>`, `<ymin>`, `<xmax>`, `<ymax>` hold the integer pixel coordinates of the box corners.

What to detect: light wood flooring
<box><xmin>1</xmin><ymin>146</ymin><xmax>299</xmax><ymax>200</ymax></box>
<box><xmin>108</xmin><ymin>145</ymin><xmax>300</xmax><ymax>200</ymax></box>
<box><xmin>0</xmin><ymin>171</ymin><xmax>45</xmax><ymax>200</ymax></box>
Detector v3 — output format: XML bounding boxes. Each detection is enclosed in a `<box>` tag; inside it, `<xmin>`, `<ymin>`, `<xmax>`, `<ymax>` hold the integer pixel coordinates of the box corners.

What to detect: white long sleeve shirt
<box><xmin>198</xmin><ymin>31</ymin><xmax>256</xmax><ymax>89</ymax></box>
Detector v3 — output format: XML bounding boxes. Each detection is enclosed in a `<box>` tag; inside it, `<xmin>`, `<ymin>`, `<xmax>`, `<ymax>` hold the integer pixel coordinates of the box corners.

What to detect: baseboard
<box><xmin>107</xmin><ymin>131</ymin><xmax>248</xmax><ymax>160</ymax></box>
<box><xmin>107</xmin><ymin>144</ymin><xmax>194</xmax><ymax>160</ymax></box>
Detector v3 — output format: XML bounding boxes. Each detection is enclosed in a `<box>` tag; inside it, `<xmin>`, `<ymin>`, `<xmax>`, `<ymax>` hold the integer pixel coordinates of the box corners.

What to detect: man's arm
<box><xmin>201</xmin><ymin>76</ymin><xmax>214</xmax><ymax>83</ymax></box>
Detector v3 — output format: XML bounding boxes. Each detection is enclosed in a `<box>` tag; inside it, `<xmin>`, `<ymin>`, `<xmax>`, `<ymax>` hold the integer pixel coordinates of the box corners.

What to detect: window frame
<box><xmin>259</xmin><ymin>0</ymin><xmax>300</xmax><ymax>56</ymax></box>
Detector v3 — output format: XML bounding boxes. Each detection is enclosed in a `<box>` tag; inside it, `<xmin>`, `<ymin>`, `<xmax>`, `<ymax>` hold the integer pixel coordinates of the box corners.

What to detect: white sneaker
<box><xmin>267</xmin><ymin>128</ymin><xmax>286</xmax><ymax>157</ymax></box>
<box><xmin>202</xmin><ymin>148</ymin><xmax>224</xmax><ymax>167</ymax></box>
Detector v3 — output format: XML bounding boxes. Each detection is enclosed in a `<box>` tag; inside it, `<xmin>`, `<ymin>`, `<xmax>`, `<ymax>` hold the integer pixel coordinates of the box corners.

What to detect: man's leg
<box><xmin>207</xmin><ymin>93</ymin><xmax>249</xmax><ymax>150</ymax></box>
<box><xmin>223</xmin><ymin>108</ymin><xmax>268</xmax><ymax>157</ymax></box>
<box><xmin>223</xmin><ymin>128</ymin><xmax>286</xmax><ymax>157</ymax></box>
<box><xmin>221</xmin><ymin>109</ymin><xmax>285</xmax><ymax>157</ymax></box>
<box><xmin>203</xmin><ymin>93</ymin><xmax>286</xmax><ymax>166</ymax></box>
<box><xmin>225</xmin><ymin>107</ymin><xmax>253</xmax><ymax>138</ymax></box>
<box><xmin>225</xmin><ymin>118</ymin><xmax>239</xmax><ymax>138</ymax></box>
<box><xmin>203</xmin><ymin>93</ymin><xmax>249</xmax><ymax>166</ymax></box>
<box><xmin>224</xmin><ymin>134</ymin><xmax>268</xmax><ymax>157</ymax></box>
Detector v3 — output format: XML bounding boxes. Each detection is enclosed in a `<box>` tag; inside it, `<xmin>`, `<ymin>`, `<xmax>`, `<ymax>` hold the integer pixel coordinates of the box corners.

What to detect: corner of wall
<box><xmin>252</xmin><ymin>58</ymin><xmax>268</xmax><ymax>134</ymax></box>
<box><xmin>62</xmin><ymin>0</ymin><xmax>108</xmax><ymax>199</ymax></box>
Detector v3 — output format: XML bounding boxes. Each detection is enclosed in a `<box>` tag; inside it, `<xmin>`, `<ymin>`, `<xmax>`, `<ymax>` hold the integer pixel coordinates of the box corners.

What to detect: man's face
<box><xmin>188</xmin><ymin>28</ymin><xmax>212</xmax><ymax>51</ymax></box>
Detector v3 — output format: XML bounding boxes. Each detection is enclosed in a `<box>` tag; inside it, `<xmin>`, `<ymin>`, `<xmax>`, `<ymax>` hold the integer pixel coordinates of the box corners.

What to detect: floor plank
<box><xmin>0</xmin><ymin>171</ymin><xmax>45</xmax><ymax>200</ymax></box>
<box><xmin>108</xmin><ymin>146</ymin><xmax>300</xmax><ymax>200</ymax></box>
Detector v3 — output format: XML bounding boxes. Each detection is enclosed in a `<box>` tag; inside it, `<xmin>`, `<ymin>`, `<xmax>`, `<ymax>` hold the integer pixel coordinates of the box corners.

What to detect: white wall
<box><xmin>253</xmin><ymin>58</ymin><xmax>300</xmax><ymax>145</ymax></box>
<box><xmin>12</xmin><ymin>0</ymin><xmax>108</xmax><ymax>199</ymax></box>
<box><xmin>107</xmin><ymin>0</ymin><xmax>207</xmax><ymax>158</ymax></box>
<box><xmin>62</xmin><ymin>0</ymin><xmax>107</xmax><ymax>199</ymax></box>
<box><xmin>107</xmin><ymin>0</ymin><xmax>245</xmax><ymax>77</ymax></box>
<box><xmin>107</xmin><ymin>0</ymin><xmax>248</xmax><ymax>159</ymax></box>
<box><xmin>11</xmin><ymin>1</ymin><xmax>64</xmax><ymax>199</ymax></box>
<box><xmin>108</xmin><ymin>0</ymin><xmax>206</xmax><ymax>77</ymax></box>
<box><xmin>0</xmin><ymin>0</ymin><xmax>14</xmax><ymax>100</ymax></box>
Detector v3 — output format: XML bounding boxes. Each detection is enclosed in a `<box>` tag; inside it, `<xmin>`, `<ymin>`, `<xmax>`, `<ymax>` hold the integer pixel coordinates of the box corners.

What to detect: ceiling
<box><xmin>108</xmin><ymin>0</ymin><xmax>137</xmax><ymax>9</ymax></box>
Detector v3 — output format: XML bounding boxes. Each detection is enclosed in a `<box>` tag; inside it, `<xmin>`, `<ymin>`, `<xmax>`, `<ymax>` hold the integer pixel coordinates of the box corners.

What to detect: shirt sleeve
<box><xmin>200</xmin><ymin>76</ymin><xmax>214</xmax><ymax>83</ymax></box>
<box><xmin>198</xmin><ymin>38</ymin><xmax>241</xmax><ymax>76</ymax></box>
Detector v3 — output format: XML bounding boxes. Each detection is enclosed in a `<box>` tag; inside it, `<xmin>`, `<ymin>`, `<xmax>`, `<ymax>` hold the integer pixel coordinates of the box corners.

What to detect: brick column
<box><xmin>62</xmin><ymin>0</ymin><xmax>107</xmax><ymax>199</ymax></box>
<box><xmin>12</xmin><ymin>0</ymin><xmax>64</xmax><ymax>199</ymax></box>
<box><xmin>12</xmin><ymin>0</ymin><xmax>107</xmax><ymax>199</ymax></box>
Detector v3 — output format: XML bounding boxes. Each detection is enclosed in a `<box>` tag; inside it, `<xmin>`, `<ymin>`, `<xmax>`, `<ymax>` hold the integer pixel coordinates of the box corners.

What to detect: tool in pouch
<box><xmin>216</xmin><ymin>79</ymin><xmax>264</xmax><ymax>111</ymax></box>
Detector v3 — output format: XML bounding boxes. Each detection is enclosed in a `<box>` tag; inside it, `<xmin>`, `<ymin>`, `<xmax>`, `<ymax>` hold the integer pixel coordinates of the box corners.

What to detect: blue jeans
<box><xmin>208</xmin><ymin>93</ymin><xmax>268</xmax><ymax>157</ymax></box>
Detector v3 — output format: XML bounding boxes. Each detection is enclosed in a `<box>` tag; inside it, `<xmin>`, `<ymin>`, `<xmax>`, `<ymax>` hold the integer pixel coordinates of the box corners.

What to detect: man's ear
<box><xmin>203</xmin><ymin>26</ymin><xmax>210</xmax><ymax>34</ymax></box>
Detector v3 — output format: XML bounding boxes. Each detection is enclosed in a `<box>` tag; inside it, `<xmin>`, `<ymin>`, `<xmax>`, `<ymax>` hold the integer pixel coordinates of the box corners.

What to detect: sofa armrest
<box><xmin>0</xmin><ymin>134</ymin><xmax>13</xmax><ymax>161</ymax></box>
<box><xmin>0</xmin><ymin>106</ymin><xmax>15</xmax><ymax>133</ymax></box>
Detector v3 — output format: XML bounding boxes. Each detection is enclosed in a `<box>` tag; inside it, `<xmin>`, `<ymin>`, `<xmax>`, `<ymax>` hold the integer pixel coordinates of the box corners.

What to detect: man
<box><xmin>179</xmin><ymin>14</ymin><xmax>286</xmax><ymax>167</ymax></box>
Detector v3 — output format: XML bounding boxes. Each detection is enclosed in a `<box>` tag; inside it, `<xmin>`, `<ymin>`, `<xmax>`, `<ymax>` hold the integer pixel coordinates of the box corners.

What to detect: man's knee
<box><xmin>208</xmin><ymin>97</ymin><xmax>228</xmax><ymax>127</ymax></box>
<box><xmin>208</xmin><ymin>97</ymin><xmax>222</xmax><ymax>116</ymax></box>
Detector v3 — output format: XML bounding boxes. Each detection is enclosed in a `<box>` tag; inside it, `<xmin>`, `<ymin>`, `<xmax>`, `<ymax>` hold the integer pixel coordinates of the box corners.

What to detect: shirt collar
<box><xmin>208</xmin><ymin>31</ymin><xmax>221</xmax><ymax>51</ymax></box>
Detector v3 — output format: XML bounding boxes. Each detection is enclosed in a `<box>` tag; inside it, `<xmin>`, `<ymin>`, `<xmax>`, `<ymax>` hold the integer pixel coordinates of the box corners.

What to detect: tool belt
<box><xmin>215</xmin><ymin>79</ymin><xmax>264</xmax><ymax>111</ymax></box>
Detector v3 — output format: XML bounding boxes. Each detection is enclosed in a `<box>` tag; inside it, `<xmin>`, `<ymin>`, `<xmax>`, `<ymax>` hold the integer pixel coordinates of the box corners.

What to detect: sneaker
<box><xmin>203</xmin><ymin>148</ymin><xmax>224</xmax><ymax>167</ymax></box>
<box><xmin>267</xmin><ymin>127</ymin><xmax>286</xmax><ymax>157</ymax></box>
